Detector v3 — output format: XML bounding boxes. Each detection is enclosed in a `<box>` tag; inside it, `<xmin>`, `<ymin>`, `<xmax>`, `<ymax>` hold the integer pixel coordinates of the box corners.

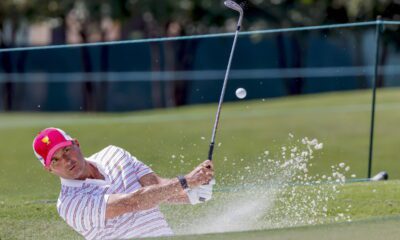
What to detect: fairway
<box><xmin>1</xmin><ymin>89</ymin><xmax>400</xmax><ymax>239</ymax></box>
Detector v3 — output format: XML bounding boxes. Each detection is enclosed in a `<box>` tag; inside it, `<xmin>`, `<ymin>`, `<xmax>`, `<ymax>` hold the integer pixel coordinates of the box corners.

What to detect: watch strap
<box><xmin>177</xmin><ymin>175</ymin><xmax>189</xmax><ymax>190</ymax></box>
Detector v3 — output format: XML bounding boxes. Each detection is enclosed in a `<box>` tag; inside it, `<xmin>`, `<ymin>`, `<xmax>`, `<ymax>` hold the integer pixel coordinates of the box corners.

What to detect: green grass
<box><xmin>1</xmin><ymin>88</ymin><xmax>400</xmax><ymax>239</ymax></box>
<box><xmin>1</xmin><ymin>181</ymin><xmax>400</xmax><ymax>239</ymax></box>
<box><xmin>163</xmin><ymin>216</ymin><xmax>400</xmax><ymax>240</ymax></box>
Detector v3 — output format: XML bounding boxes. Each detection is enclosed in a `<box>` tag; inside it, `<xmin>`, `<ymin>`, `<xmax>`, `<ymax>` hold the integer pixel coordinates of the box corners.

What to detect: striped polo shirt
<box><xmin>56</xmin><ymin>145</ymin><xmax>174</xmax><ymax>240</ymax></box>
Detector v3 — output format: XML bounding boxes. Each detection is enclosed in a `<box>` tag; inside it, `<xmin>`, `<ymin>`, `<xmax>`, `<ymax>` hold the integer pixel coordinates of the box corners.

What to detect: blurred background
<box><xmin>2</xmin><ymin>0</ymin><xmax>400</xmax><ymax>178</ymax></box>
<box><xmin>1</xmin><ymin>0</ymin><xmax>400</xmax><ymax>111</ymax></box>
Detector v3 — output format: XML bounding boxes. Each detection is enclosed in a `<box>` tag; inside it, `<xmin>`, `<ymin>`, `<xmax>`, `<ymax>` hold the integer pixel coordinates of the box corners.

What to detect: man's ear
<box><xmin>73</xmin><ymin>139</ymin><xmax>80</xmax><ymax>147</ymax></box>
<box><xmin>44</xmin><ymin>166</ymin><xmax>52</xmax><ymax>173</ymax></box>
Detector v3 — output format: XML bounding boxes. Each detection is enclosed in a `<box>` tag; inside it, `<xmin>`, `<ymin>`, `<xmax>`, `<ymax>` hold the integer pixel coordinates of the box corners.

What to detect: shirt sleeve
<box><xmin>121</xmin><ymin>148</ymin><xmax>154</xmax><ymax>179</ymax></box>
<box><xmin>57</xmin><ymin>193</ymin><xmax>109</xmax><ymax>232</ymax></box>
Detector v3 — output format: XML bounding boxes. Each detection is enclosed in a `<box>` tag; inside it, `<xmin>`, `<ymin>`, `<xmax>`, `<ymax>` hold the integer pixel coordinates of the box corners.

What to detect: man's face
<box><xmin>47</xmin><ymin>141</ymin><xmax>86</xmax><ymax>180</ymax></box>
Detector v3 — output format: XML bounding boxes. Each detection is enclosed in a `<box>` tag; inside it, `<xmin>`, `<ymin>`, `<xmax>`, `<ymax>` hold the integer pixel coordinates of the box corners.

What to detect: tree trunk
<box><xmin>146</xmin><ymin>18</ymin><xmax>164</xmax><ymax>108</ymax></box>
<box><xmin>80</xmin><ymin>30</ymin><xmax>95</xmax><ymax>111</ymax></box>
<box><xmin>173</xmin><ymin>38</ymin><xmax>197</xmax><ymax>106</ymax></box>
<box><xmin>51</xmin><ymin>16</ymin><xmax>67</xmax><ymax>44</ymax></box>
<box><xmin>1</xmin><ymin>46</ymin><xmax>13</xmax><ymax>111</ymax></box>
<box><xmin>290</xmin><ymin>34</ymin><xmax>304</xmax><ymax>95</ymax></box>
<box><xmin>99</xmin><ymin>30</ymin><xmax>109</xmax><ymax>111</ymax></box>
<box><xmin>377</xmin><ymin>40</ymin><xmax>387</xmax><ymax>88</ymax></box>
<box><xmin>0</xmin><ymin>19</ymin><xmax>16</xmax><ymax>111</ymax></box>
<box><xmin>150</xmin><ymin>42</ymin><xmax>163</xmax><ymax>108</ymax></box>
<box><xmin>163</xmin><ymin>22</ymin><xmax>194</xmax><ymax>107</ymax></box>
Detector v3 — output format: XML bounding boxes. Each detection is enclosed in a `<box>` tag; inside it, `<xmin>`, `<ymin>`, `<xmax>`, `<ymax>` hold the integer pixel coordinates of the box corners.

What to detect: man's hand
<box><xmin>106</xmin><ymin>160</ymin><xmax>215</xmax><ymax>219</ymax></box>
<box><xmin>184</xmin><ymin>160</ymin><xmax>214</xmax><ymax>188</ymax></box>
<box><xmin>186</xmin><ymin>179</ymin><xmax>215</xmax><ymax>205</ymax></box>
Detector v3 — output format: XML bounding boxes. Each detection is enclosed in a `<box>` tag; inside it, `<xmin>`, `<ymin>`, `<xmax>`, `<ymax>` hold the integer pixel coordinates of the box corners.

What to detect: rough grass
<box><xmin>1</xmin><ymin>181</ymin><xmax>400</xmax><ymax>239</ymax></box>
<box><xmin>1</xmin><ymin>89</ymin><xmax>400</xmax><ymax>239</ymax></box>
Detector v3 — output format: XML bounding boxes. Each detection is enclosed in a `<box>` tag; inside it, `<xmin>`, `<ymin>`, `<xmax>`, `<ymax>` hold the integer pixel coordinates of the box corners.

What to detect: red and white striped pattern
<box><xmin>56</xmin><ymin>145</ymin><xmax>173</xmax><ymax>240</ymax></box>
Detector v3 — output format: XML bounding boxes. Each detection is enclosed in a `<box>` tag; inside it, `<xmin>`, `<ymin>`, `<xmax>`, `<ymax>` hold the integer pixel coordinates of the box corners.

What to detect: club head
<box><xmin>224</xmin><ymin>0</ymin><xmax>243</xmax><ymax>14</ymax></box>
<box><xmin>370</xmin><ymin>171</ymin><xmax>388</xmax><ymax>181</ymax></box>
<box><xmin>224</xmin><ymin>0</ymin><xmax>244</xmax><ymax>28</ymax></box>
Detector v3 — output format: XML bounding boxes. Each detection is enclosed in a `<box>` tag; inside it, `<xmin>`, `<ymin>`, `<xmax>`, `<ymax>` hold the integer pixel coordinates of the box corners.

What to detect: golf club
<box><xmin>207</xmin><ymin>0</ymin><xmax>244</xmax><ymax>162</ymax></box>
<box><xmin>370</xmin><ymin>171</ymin><xmax>388</xmax><ymax>181</ymax></box>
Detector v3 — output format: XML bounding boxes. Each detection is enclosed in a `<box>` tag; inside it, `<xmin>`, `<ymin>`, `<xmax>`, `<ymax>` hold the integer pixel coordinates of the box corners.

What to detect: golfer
<box><xmin>32</xmin><ymin>127</ymin><xmax>214</xmax><ymax>240</ymax></box>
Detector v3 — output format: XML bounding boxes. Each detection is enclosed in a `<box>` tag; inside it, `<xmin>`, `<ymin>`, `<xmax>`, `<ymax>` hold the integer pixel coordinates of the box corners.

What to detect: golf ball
<box><xmin>235</xmin><ymin>88</ymin><xmax>247</xmax><ymax>99</ymax></box>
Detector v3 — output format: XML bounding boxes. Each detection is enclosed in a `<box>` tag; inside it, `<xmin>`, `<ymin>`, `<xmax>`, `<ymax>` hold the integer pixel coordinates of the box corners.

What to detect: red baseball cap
<box><xmin>33</xmin><ymin>128</ymin><xmax>74</xmax><ymax>167</ymax></box>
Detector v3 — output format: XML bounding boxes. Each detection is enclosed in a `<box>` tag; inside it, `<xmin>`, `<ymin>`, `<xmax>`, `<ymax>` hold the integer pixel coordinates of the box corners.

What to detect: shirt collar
<box><xmin>60</xmin><ymin>158</ymin><xmax>110</xmax><ymax>187</ymax></box>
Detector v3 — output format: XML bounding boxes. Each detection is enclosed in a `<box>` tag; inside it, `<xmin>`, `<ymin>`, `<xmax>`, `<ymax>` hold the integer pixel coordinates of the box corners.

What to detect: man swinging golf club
<box><xmin>31</xmin><ymin>1</ymin><xmax>242</xmax><ymax>239</ymax></box>
<box><xmin>32</xmin><ymin>127</ymin><xmax>214</xmax><ymax>239</ymax></box>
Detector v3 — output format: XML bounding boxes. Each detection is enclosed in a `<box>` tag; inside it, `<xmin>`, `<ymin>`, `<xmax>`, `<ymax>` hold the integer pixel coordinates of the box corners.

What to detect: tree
<box><xmin>0</xmin><ymin>0</ymin><xmax>398</xmax><ymax>110</ymax></box>
<box><xmin>0</xmin><ymin>0</ymin><xmax>37</xmax><ymax>110</ymax></box>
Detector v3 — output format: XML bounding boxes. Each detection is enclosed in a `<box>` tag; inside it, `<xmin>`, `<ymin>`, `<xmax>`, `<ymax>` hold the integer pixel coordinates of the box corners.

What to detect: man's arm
<box><xmin>105</xmin><ymin>160</ymin><xmax>213</xmax><ymax>220</ymax></box>
<box><xmin>139</xmin><ymin>173</ymin><xmax>190</xmax><ymax>204</ymax></box>
<box><xmin>106</xmin><ymin>177</ymin><xmax>185</xmax><ymax>219</ymax></box>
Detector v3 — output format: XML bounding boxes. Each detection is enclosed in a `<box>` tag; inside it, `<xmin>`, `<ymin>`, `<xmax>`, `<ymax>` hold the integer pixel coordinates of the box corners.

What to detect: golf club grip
<box><xmin>208</xmin><ymin>142</ymin><xmax>215</xmax><ymax>161</ymax></box>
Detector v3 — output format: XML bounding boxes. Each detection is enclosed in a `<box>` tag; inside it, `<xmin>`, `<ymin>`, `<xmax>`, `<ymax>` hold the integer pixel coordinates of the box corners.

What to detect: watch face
<box><xmin>178</xmin><ymin>176</ymin><xmax>189</xmax><ymax>189</ymax></box>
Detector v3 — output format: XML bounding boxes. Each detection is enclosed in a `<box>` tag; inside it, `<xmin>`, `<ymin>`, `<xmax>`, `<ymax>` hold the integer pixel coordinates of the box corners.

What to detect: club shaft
<box><xmin>208</xmin><ymin>26</ymin><xmax>241</xmax><ymax>161</ymax></box>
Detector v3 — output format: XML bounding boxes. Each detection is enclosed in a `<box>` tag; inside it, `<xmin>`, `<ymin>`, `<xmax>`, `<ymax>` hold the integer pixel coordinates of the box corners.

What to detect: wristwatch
<box><xmin>177</xmin><ymin>175</ymin><xmax>189</xmax><ymax>190</ymax></box>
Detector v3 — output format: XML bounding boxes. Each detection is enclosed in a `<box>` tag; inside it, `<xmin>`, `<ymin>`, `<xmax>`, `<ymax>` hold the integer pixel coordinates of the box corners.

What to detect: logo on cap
<box><xmin>41</xmin><ymin>136</ymin><xmax>51</xmax><ymax>145</ymax></box>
